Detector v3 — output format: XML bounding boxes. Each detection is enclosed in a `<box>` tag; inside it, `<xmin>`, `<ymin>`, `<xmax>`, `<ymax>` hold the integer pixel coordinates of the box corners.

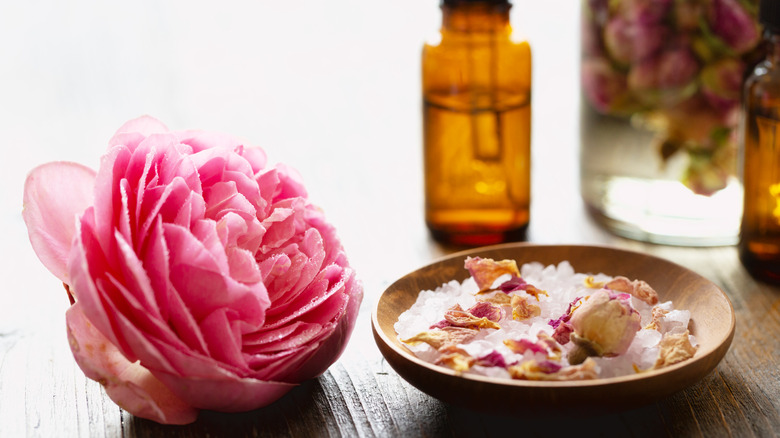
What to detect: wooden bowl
<box><xmin>371</xmin><ymin>243</ymin><xmax>735</xmax><ymax>415</ymax></box>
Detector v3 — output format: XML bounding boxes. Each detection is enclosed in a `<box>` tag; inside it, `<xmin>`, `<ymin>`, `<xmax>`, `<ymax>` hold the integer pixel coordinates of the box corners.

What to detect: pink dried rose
<box><xmin>508</xmin><ymin>358</ymin><xmax>599</xmax><ymax>381</ymax></box>
<box><xmin>707</xmin><ymin>0</ymin><xmax>760</xmax><ymax>55</ymax></box>
<box><xmin>604</xmin><ymin>276</ymin><xmax>659</xmax><ymax>305</ymax></box>
<box><xmin>401</xmin><ymin>326</ymin><xmax>479</xmax><ymax>351</ymax></box>
<box><xmin>464</xmin><ymin>256</ymin><xmax>520</xmax><ymax>291</ymax></box>
<box><xmin>476</xmin><ymin>350</ymin><xmax>510</xmax><ymax>368</ymax></box>
<box><xmin>653</xmin><ymin>330</ymin><xmax>697</xmax><ymax>369</ymax></box>
<box><xmin>22</xmin><ymin>116</ymin><xmax>363</xmax><ymax>424</ymax></box>
<box><xmin>568</xmin><ymin>290</ymin><xmax>641</xmax><ymax>365</ymax></box>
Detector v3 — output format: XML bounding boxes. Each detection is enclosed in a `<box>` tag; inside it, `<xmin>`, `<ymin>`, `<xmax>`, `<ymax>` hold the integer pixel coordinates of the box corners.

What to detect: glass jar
<box><xmin>423</xmin><ymin>0</ymin><xmax>532</xmax><ymax>246</ymax></box>
<box><xmin>579</xmin><ymin>0</ymin><xmax>762</xmax><ymax>246</ymax></box>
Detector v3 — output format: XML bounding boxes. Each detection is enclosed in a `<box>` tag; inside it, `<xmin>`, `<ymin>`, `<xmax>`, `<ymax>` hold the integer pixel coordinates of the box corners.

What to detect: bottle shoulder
<box><xmin>745</xmin><ymin>61</ymin><xmax>780</xmax><ymax>96</ymax></box>
<box><xmin>423</xmin><ymin>36</ymin><xmax>531</xmax><ymax>59</ymax></box>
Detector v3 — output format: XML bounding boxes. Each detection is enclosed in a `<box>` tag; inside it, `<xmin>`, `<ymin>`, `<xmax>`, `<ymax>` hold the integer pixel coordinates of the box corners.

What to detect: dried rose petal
<box><xmin>508</xmin><ymin>359</ymin><xmax>562</xmax><ymax>380</ymax></box>
<box><xmin>526</xmin><ymin>285</ymin><xmax>548</xmax><ymax>301</ymax></box>
<box><xmin>548</xmin><ymin>296</ymin><xmax>583</xmax><ymax>329</ymax></box>
<box><xmin>476</xmin><ymin>350</ymin><xmax>508</xmax><ymax>368</ymax></box>
<box><xmin>554</xmin><ymin>358</ymin><xmax>599</xmax><ymax>381</ymax></box>
<box><xmin>476</xmin><ymin>292</ymin><xmax>512</xmax><ymax>306</ymax></box>
<box><xmin>498</xmin><ymin>276</ymin><xmax>527</xmax><ymax>293</ymax></box>
<box><xmin>552</xmin><ymin>322</ymin><xmax>574</xmax><ymax>345</ymax></box>
<box><xmin>467</xmin><ymin>301</ymin><xmax>504</xmax><ymax>322</ymax></box>
<box><xmin>605</xmin><ymin>276</ymin><xmax>659</xmax><ymax>305</ymax></box>
<box><xmin>464</xmin><ymin>257</ymin><xmax>520</xmax><ymax>291</ymax></box>
<box><xmin>536</xmin><ymin>332</ymin><xmax>563</xmax><ymax>360</ymax></box>
<box><xmin>509</xmin><ymin>359</ymin><xmax>600</xmax><ymax>381</ymax></box>
<box><xmin>442</xmin><ymin>304</ymin><xmax>501</xmax><ymax>330</ymax></box>
<box><xmin>654</xmin><ymin>330</ymin><xmax>697</xmax><ymax>369</ymax></box>
<box><xmin>568</xmin><ymin>290</ymin><xmax>642</xmax><ymax>364</ymax></box>
<box><xmin>584</xmin><ymin>276</ymin><xmax>605</xmax><ymax>289</ymax></box>
<box><xmin>644</xmin><ymin>306</ymin><xmax>670</xmax><ymax>331</ymax></box>
<box><xmin>511</xmin><ymin>295</ymin><xmax>541</xmax><ymax>321</ymax></box>
<box><xmin>435</xmin><ymin>351</ymin><xmax>475</xmax><ymax>373</ymax></box>
<box><xmin>503</xmin><ymin>338</ymin><xmax>548</xmax><ymax>355</ymax></box>
<box><xmin>499</xmin><ymin>276</ymin><xmax>548</xmax><ymax>301</ymax></box>
<box><xmin>401</xmin><ymin>326</ymin><xmax>478</xmax><ymax>350</ymax></box>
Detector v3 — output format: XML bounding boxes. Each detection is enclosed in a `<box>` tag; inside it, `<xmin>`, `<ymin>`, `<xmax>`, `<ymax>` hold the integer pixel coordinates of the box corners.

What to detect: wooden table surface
<box><xmin>1</xmin><ymin>1</ymin><xmax>778</xmax><ymax>437</ymax></box>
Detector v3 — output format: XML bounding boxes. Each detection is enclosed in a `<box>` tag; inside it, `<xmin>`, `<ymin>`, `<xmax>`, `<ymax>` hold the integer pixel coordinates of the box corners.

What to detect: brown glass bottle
<box><xmin>739</xmin><ymin>0</ymin><xmax>780</xmax><ymax>284</ymax></box>
<box><xmin>423</xmin><ymin>0</ymin><xmax>531</xmax><ymax>246</ymax></box>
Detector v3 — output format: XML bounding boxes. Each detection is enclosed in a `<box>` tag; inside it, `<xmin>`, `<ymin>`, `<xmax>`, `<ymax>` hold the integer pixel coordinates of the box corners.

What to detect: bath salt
<box><xmin>395</xmin><ymin>258</ymin><xmax>698</xmax><ymax>381</ymax></box>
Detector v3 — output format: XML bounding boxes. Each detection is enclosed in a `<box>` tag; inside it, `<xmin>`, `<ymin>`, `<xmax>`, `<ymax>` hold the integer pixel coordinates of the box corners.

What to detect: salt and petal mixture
<box><xmin>395</xmin><ymin>257</ymin><xmax>698</xmax><ymax>381</ymax></box>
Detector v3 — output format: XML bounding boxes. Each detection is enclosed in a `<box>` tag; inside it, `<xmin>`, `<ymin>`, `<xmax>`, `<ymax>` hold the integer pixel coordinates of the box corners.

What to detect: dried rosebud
<box><xmin>568</xmin><ymin>290</ymin><xmax>641</xmax><ymax>365</ymax></box>
<box><xmin>511</xmin><ymin>295</ymin><xmax>541</xmax><ymax>321</ymax></box>
<box><xmin>604</xmin><ymin>276</ymin><xmax>660</xmax><ymax>305</ymax></box>
<box><xmin>653</xmin><ymin>330</ymin><xmax>697</xmax><ymax>369</ymax></box>
<box><xmin>616</xmin><ymin>0</ymin><xmax>673</xmax><ymax>24</ymax></box>
<box><xmin>603</xmin><ymin>17</ymin><xmax>666</xmax><ymax>65</ymax></box>
<box><xmin>683</xmin><ymin>151</ymin><xmax>730</xmax><ymax>195</ymax></box>
<box><xmin>674</xmin><ymin>0</ymin><xmax>704</xmax><ymax>31</ymax></box>
<box><xmin>708</xmin><ymin>0</ymin><xmax>760</xmax><ymax>55</ymax></box>
<box><xmin>700</xmin><ymin>58</ymin><xmax>745</xmax><ymax>113</ymax></box>
<box><xmin>581</xmin><ymin>58</ymin><xmax>629</xmax><ymax>113</ymax></box>
<box><xmin>464</xmin><ymin>257</ymin><xmax>520</xmax><ymax>291</ymax></box>
<box><xmin>627</xmin><ymin>48</ymin><xmax>699</xmax><ymax>107</ymax></box>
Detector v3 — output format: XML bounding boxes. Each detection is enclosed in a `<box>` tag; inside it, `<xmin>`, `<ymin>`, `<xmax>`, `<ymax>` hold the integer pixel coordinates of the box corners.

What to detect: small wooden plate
<box><xmin>371</xmin><ymin>243</ymin><xmax>735</xmax><ymax>414</ymax></box>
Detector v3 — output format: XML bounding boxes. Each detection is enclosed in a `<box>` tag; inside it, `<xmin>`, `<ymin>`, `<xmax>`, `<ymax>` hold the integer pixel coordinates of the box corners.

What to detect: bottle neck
<box><xmin>441</xmin><ymin>2</ymin><xmax>511</xmax><ymax>34</ymax></box>
<box><xmin>766</xmin><ymin>30</ymin><xmax>780</xmax><ymax>63</ymax></box>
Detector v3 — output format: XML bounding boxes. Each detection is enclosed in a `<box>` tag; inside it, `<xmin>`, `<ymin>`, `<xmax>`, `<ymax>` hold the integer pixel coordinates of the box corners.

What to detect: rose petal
<box><xmin>153</xmin><ymin>370</ymin><xmax>296</xmax><ymax>413</ymax></box>
<box><xmin>66</xmin><ymin>304</ymin><xmax>197</xmax><ymax>425</ymax></box>
<box><xmin>23</xmin><ymin>162</ymin><xmax>96</xmax><ymax>282</ymax></box>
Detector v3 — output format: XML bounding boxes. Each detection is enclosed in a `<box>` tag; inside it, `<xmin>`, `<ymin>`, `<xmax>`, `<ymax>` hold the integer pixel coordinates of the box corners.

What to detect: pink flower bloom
<box><xmin>22</xmin><ymin>116</ymin><xmax>363</xmax><ymax>424</ymax></box>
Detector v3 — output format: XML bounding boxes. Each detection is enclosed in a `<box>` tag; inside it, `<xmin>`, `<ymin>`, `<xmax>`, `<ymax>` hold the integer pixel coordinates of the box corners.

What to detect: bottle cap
<box><xmin>442</xmin><ymin>0</ymin><xmax>509</xmax><ymax>5</ymax></box>
<box><xmin>760</xmin><ymin>0</ymin><xmax>780</xmax><ymax>31</ymax></box>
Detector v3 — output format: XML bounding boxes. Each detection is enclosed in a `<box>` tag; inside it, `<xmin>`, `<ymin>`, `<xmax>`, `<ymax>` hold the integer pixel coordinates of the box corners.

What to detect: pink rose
<box><xmin>22</xmin><ymin>116</ymin><xmax>363</xmax><ymax>424</ymax></box>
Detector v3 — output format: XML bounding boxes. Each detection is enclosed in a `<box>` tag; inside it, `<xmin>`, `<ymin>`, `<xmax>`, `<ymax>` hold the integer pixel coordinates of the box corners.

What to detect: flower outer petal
<box><xmin>66</xmin><ymin>304</ymin><xmax>197</xmax><ymax>425</ymax></box>
<box><xmin>23</xmin><ymin>161</ymin><xmax>96</xmax><ymax>283</ymax></box>
<box><xmin>464</xmin><ymin>257</ymin><xmax>521</xmax><ymax>291</ymax></box>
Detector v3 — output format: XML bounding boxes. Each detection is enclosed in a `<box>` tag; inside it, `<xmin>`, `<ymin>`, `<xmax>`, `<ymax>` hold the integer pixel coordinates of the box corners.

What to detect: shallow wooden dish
<box><xmin>372</xmin><ymin>243</ymin><xmax>735</xmax><ymax>415</ymax></box>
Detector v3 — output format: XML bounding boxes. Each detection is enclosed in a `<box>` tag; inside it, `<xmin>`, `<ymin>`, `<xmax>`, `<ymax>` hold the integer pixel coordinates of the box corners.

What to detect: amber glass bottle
<box><xmin>739</xmin><ymin>0</ymin><xmax>780</xmax><ymax>284</ymax></box>
<box><xmin>423</xmin><ymin>0</ymin><xmax>532</xmax><ymax>246</ymax></box>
